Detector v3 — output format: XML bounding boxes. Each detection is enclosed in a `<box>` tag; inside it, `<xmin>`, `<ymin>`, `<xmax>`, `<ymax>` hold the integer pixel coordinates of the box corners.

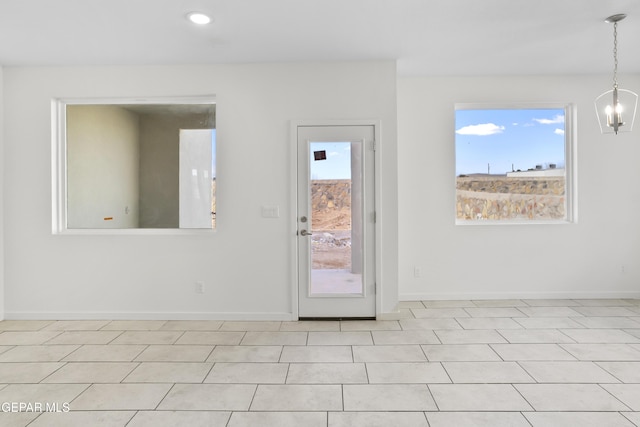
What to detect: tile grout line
<box><xmin>152</xmin><ymin>382</ymin><xmax>177</xmax><ymax>411</ymax></box>
<box><xmin>520</xmin><ymin>411</ymin><xmax>535</xmax><ymax>427</ymax></box>
<box><xmin>596</xmin><ymin>382</ymin><xmax>635</xmax><ymax>412</ymax></box>
<box><xmin>510</xmin><ymin>383</ymin><xmax>536</xmax><ymax>412</ymax></box>
<box><xmin>246</xmin><ymin>383</ymin><xmax>260</xmax><ymax>412</ymax></box>
<box><xmin>122</xmin><ymin>410</ymin><xmax>139</xmax><ymax>427</ymax></box>
<box><xmin>200</xmin><ymin>358</ymin><xmax>216</xmax><ymax>384</ymax></box>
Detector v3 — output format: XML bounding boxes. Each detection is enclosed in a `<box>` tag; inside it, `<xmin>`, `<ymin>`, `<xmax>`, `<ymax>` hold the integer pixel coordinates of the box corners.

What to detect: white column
<box><xmin>351</xmin><ymin>141</ymin><xmax>363</xmax><ymax>274</ymax></box>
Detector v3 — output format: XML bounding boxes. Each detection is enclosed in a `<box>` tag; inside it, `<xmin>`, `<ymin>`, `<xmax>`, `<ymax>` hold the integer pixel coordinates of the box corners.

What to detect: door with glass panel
<box><xmin>297</xmin><ymin>125</ymin><xmax>375</xmax><ymax>318</ymax></box>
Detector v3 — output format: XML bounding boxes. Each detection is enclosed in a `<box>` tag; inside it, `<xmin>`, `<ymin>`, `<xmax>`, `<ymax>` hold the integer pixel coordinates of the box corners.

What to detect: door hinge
<box><xmin>373</xmin><ymin>211</ymin><xmax>377</xmax><ymax>223</ymax></box>
<box><xmin>371</xmin><ymin>140</ymin><xmax>376</xmax><ymax>151</ymax></box>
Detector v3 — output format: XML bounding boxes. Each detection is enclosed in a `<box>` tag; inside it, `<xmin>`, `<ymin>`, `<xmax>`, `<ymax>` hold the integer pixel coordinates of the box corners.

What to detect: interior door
<box><xmin>297</xmin><ymin>125</ymin><xmax>376</xmax><ymax>318</ymax></box>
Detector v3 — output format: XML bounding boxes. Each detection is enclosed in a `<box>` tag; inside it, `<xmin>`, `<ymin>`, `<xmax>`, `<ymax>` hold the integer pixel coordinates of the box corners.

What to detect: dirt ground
<box><xmin>311</xmin><ymin>207</ymin><xmax>352</xmax><ymax>270</ymax></box>
<box><xmin>312</xmin><ymin>208</ymin><xmax>351</xmax><ymax>230</ymax></box>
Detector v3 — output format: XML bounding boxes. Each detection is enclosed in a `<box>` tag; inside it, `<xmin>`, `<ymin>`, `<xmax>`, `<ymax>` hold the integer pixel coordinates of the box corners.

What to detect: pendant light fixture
<box><xmin>594</xmin><ymin>14</ymin><xmax>638</xmax><ymax>134</ymax></box>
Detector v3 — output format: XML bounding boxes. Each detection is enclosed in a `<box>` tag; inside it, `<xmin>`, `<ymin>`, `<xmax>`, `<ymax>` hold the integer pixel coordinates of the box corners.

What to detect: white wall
<box><xmin>398</xmin><ymin>75</ymin><xmax>640</xmax><ymax>300</ymax></box>
<box><xmin>0</xmin><ymin>66</ymin><xmax>4</xmax><ymax>320</ymax></box>
<box><xmin>2</xmin><ymin>62</ymin><xmax>398</xmax><ymax>319</ymax></box>
<box><xmin>67</xmin><ymin>105</ymin><xmax>140</xmax><ymax>228</ymax></box>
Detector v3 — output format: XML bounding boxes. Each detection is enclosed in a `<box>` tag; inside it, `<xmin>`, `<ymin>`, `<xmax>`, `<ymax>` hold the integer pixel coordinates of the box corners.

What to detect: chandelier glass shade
<box><xmin>594</xmin><ymin>14</ymin><xmax>638</xmax><ymax>135</ymax></box>
<box><xmin>595</xmin><ymin>87</ymin><xmax>638</xmax><ymax>134</ymax></box>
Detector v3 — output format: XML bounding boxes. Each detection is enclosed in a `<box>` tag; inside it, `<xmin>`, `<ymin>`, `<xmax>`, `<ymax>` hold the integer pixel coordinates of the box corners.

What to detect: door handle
<box><xmin>299</xmin><ymin>230</ymin><xmax>313</xmax><ymax>236</ymax></box>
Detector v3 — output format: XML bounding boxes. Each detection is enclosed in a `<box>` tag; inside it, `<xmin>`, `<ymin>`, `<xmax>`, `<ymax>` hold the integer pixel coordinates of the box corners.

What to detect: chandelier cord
<box><xmin>613</xmin><ymin>21</ymin><xmax>618</xmax><ymax>88</ymax></box>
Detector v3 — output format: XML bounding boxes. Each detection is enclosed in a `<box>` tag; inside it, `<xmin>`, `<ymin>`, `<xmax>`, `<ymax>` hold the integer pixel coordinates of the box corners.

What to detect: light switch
<box><xmin>261</xmin><ymin>205</ymin><xmax>280</xmax><ymax>218</ymax></box>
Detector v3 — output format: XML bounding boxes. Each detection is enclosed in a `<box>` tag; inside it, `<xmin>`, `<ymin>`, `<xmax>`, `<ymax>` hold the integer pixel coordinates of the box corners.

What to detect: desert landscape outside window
<box><xmin>455</xmin><ymin>105</ymin><xmax>574</xmax><ymax>224</ymax></box>
<box><xmin>309</xmin><ymin>141</ymin><xmax>362</xmax><ymax>293</ymax></box>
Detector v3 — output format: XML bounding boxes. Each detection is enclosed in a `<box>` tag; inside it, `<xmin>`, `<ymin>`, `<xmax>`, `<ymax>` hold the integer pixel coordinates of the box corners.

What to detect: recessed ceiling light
<box><xmin>187</xmin><ymin>12</ymin><xmax>212</xmax><ymax>25</ymax></box>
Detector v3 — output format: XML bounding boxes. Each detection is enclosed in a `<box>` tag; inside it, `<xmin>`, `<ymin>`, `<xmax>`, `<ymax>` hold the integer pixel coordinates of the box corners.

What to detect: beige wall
<box><xmin>67</xmin><ymin>105</ymin><xmax>140</xmax><ymax>228</ymax></box>
<box><xmin>138</xmin><ymin>113</ymin><xmax>212</xmax><ymax>228</ymax></box>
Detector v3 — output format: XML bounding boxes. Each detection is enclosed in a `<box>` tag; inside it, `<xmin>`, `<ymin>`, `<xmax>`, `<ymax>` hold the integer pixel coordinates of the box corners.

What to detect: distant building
<box><xmin>506</xmin><ymin>168</ymin><xmax>565</xmax><ymax>178</ymax></box>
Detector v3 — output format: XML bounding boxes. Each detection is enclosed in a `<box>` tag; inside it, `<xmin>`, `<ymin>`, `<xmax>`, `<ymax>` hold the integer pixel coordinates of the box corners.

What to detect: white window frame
<box><xmin>454</xmin><ymin>103</ymin><xmax>577</xmax><ymax>225</ymax></box>
<box><xmin>51</xmin><ymin>95</ymin><xmax>217</xmax><ymax>235</ymax></box>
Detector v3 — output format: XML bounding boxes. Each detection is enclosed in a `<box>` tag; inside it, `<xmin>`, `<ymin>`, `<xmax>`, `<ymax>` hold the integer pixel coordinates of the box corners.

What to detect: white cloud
<box><xmin>554</xmin><ymin>128</ymin><xmax>565</xmax><ymax>135</ymax></box>
<box><xmin>534</xmin><ymin>114</ymin><xmax>565</xmax><ymax>125</ymax></box>
<box><xmin>455</xmin><ymin>123</ymin><xmax>505</xmax><ymax>136</ymax></box>
<box><xmin>329</xmin><ymin>151</ymin><xmax>340</xmax><ymax>156</ymax></box>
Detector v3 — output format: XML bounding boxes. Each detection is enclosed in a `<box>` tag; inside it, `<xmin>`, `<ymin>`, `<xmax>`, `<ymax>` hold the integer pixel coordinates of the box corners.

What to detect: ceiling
<box><xmin>1</xmin><ymin>0</ymin><xmax>639</xmax><ymax>76</ymax></box>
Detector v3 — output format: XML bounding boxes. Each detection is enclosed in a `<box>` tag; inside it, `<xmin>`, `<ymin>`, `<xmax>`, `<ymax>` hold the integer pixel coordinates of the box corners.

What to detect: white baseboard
<box><xmin>376</xmin><ymin>311</ymin><xmax>402</xmax><ymax>320</ymax></box>
<box><xmin>4</xmin><ymin>310</ymin><xmax>420</xmax><ymax>322</ymax></box>
<box><xmin>400</xmin><ymin>291</ymin><xmax>640</xmax><ymax>301</ymax></box>
<box><xmin>3</xmin><ymin>311</ymin><xmax>296</xmax><ymax>321</ymax></box>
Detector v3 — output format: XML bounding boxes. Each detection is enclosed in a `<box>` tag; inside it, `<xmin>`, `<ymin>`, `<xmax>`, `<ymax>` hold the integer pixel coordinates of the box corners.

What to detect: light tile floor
<box><xmin>1</xmin><ymin>299</ymin><xmax>640</xmax><ymax>426</ymax></box>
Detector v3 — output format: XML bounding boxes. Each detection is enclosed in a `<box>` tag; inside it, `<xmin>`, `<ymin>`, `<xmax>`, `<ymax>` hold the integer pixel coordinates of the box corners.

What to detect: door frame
<box><xmin>290</xmin><ymin>120</ymin><xmax>382</xmax><ymax>320</ymax></box>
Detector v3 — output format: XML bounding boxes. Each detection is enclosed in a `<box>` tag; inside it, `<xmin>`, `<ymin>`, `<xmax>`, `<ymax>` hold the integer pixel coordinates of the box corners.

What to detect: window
<box><xmin>455</xmin><ymin>104</ymin><xmax>574</xmax><ymax>224</ymax></box>
<box><xmin>52</xmin><ymin>97</ymin><xmax>216</xmax><ymax>233</ymax></box>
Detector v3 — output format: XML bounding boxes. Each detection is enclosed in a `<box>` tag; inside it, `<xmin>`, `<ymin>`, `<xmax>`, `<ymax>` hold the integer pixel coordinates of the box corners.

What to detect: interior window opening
<box><xmin>56</xmin><ymin>99</ymin><xmax>216</xmax><ymax>232</ymax></box>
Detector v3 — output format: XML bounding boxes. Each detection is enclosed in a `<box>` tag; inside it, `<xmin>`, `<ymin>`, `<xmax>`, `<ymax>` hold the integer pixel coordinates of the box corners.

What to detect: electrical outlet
<box><xmin>414</xmin><ymin>267</ymin><xmax>422</xmax><ymax>278</ymax></box>
<box><xmin>195</xmin><ymin>281</ymin><xmax>205</xmax><ymax>294</ymax></box>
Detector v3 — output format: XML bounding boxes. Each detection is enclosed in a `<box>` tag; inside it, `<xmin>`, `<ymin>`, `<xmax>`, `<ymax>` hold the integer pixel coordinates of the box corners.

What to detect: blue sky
<box><xmin>455</xmin><ymin>108</ymin><xmax>565</xmax><ymax>175</ymax></box>
<box><xmin>310</xmin><ymin>142</ymin><xmax>353</xmax><ymax>179</ymax></box>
